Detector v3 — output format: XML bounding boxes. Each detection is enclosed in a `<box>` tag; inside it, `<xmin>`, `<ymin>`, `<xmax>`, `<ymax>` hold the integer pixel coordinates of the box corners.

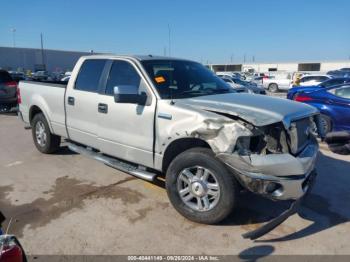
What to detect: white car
<box><xmin>216</xmin><ymin>72</ymin><xmax>245</xmax><ymax>80</ymax></box>
<box><xmin>262</xmin><ymin>75</ymin><xmax>292</xmax><ymax>92</ymax></box>
<box><xmin>220</xmin><ymin>77</ymin><xmax>250</xmax><ymax>93</ymax></box>
<box><xmin>298</xmin><ymin>75</ymin><xmax>332</xmax><ymax>87</ymax></box>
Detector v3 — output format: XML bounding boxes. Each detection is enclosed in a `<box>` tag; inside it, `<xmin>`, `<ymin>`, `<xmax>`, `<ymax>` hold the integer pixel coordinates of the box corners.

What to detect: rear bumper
<box><xmin>218</xmin><ymin>139</ymin><xmax>319</xmax><ymax>201</ymax></box>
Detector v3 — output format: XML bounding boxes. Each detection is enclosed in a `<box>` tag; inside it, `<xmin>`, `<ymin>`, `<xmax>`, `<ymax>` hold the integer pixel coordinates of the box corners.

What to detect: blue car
<box><xmin>287</xmin><ymin>77</ymin><xmax>350</xmax><ymax>100</ymax></box>
<box><xmin>291</xmin><ymin>84</ymin><xmax>350</xmax><ymax>133</ymax></box>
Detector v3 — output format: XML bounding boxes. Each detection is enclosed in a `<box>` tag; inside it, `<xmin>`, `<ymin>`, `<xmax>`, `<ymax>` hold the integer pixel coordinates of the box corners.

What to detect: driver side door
<box><xmin>97</xmin><ymin>59</ymin><xmax>156</xmax><ymax>168</ymax></box>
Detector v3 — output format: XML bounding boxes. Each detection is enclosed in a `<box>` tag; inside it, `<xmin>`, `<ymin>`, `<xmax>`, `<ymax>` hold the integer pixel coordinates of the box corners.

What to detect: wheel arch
<box><xmin>161</xmin><ymin>137</ymin><xmax>212</xmax><ymax>173</ymax></box>
<box><xmin>29</xmin><ymin>104</ymin><xmax>54</xmax><ymax>133</ymax></box>
<box><xmin>268</xmin><ymin>82</ymin><xmax>279</xmax><ymax>88</ymax></box>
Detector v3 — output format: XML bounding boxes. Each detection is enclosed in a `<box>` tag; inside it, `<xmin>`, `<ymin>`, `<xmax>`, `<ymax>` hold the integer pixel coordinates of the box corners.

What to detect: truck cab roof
<box><xmin>80</xmin><ymin>54</ymin><xmax>192</xmax><ymax>62</ymax></box>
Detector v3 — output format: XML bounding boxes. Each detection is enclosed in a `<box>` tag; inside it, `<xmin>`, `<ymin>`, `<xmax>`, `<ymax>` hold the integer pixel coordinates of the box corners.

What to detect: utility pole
<box><xmin>40</xmin><ymin>33</ymin><xmax>46</xmax><ymax>70</ymax></box>
<box><xmin>11</xmin><ymin>28</ymin><xmax>16</xmax><ymax>47</ymax></box>
<box><xmin>168</xmin><ymin>24</ymin><xmax>171</xmax><ymax>57</ymax></box>
<box><xmin>252</xmin><ymin>55</ymin><xmax>255</xmax><ymax>62</ymax></box>
<box><xmin>230</xmin><ymin>54</ymin><xmax>234</xmax><ymax>63</ymax></box>
<box><xmin>244</xmin><ymin>54</ymin><xmax>246</xmax><ymax>63</ymax></box>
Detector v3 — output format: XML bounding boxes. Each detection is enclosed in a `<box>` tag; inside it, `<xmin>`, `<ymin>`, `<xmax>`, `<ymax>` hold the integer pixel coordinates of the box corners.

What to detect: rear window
<box><xmin>0</xmin><ymin>71</ymin><xmax>13</xmax><ymax>83</ymax></box>
<box><xmin>75</xmin><ymin>60</ymin><xmax>107</xmax><ymax>92</ymax></box>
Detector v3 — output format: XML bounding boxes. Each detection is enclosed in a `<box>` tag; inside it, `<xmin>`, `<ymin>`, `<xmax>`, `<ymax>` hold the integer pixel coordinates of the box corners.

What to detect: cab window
<box><xmin>75</xmin><ymin>59</ymin><xmax>107</xmax><ymax>92</ymax></box>
<box><xmin>105</xmin><ymin>61</ymin><xmax>141</xmax><ymax>95</ymax></box>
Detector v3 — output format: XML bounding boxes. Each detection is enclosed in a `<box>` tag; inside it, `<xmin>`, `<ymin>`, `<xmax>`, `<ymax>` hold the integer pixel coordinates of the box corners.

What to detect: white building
<box><xmin>208</xmin><ymin>60</ymin><xmax>350</xmax><ymax>74</ymax></box>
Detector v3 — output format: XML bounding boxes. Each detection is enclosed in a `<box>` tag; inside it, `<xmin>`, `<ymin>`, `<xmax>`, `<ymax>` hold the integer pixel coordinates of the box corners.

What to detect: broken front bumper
<box><xmin>242</xmin><ymin>169</ymin><xmax>317</xmax><ymax>240</ymax></box>
<box><xmin>218</xmin><ymin>140</ymin><xmax>319</xmax><ymax>200</ymax></box>
<box><xmin>218</xmin><ymin>139</ymin><xmax>318</xmax><ymax>240</ymax></box>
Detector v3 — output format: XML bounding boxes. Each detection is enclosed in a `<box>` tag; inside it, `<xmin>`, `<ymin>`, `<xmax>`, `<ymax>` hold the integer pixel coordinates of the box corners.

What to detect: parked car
<box><xmin>9</xmin><ymin>71</ymin><xmax>26</xmax><ymax>82</ymax></box>
<box><xmin>216</xmin><ymin>72</ymin><xmax>245</xmax><ymax>80</ymax></box>
<box><xmin>292</xmin><ymin>84</ymin><xmax>350</xmax><ymax>133</ymax></box>
<box><xmin>287</xmin><ymin>77</ymin><xmax>350</xmax><ymax>100</ymax></box>
<box><xmin>0</xmin><ymin>212</ymin><xmax>27</xmax><ymax>262</ymax></box>
<box><xmin>298</xmin><ymin>74</ymin><xmax>331</xmax><ymax>87</ymax></box>
<box><xmin>218</xmin><ymin>75</ymin><xmax>266</xmax><ymax>94</ymax></box>
<box><xmin>0</xmin><ymin>70</ymin><xmax>18</xmax><ymax>111</ymax></box>
<box><xmin>19</xmin><ymin>55</ymin><xmax>321</xmax><ymax>239</ymax></box>
<box><xmin>327</xmin><ymin>69</ymin><xmax>350</xmax><ymax>78</ymax></box>
<box><xmin>31</xmin><ymin>71</ymin><xmax>49</xmax><ymax>81</ymax></box>
<box><xmin>262</xmin><ymin>74</ymin><xmax>292</xmax><ymax>92</ymax></box>
<box><xmin>219</xmin><ymin>77</ymin><xmax>250</xmax><ymax>93</ymax></box>
<box><xmin>231</xmin><ymin>78</ymin><xmax>266</xmax><ymax>94</ymax></box>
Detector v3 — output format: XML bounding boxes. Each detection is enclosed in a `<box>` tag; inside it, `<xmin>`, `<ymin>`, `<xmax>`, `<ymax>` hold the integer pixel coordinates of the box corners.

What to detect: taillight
<box><xmin>294</xmin><ymin>94</ymin><xmax>313</xmax><ymax>102</ymax></box>
<box><xmin>17</xmin><ymin>86</ymin><xmax>22</xmax><ymax>104</ymax></box>
<box><xmin>5</xmin><ymin>81</ymin><xmax>17</xmax><ymax>88</ymax></box>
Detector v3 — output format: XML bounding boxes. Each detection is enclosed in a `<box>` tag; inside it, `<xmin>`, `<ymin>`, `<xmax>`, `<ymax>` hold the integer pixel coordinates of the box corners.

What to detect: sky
<box><xmin>1</xmin><ymin>0</ymin><xmax>349</xmax><ymax>64</ymax></box>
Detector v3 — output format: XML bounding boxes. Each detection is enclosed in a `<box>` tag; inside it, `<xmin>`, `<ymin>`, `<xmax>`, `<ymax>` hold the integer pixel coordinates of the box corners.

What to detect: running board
<box><xmin>67</xmin><ymin>142</ymin><xmax>157</xmax><ymax>182</ymax></box>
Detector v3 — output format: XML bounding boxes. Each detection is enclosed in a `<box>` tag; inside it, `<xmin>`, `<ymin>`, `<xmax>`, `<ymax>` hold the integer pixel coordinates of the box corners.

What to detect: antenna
<box><xmin>5</xmin><ymin>218</ymin><xmax>13</xmax><ymax>235</ymax></box>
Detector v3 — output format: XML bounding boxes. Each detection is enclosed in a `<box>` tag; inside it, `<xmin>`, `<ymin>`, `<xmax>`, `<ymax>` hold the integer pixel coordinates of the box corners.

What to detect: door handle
<box><xmin>98</xmin><ymin>103</ymin><xmax>108</xmax><ymax>114</ymax></box>
<box><xmin>67</xmin><ymin>96</ymin><xmax>75</xmax><ymax>106</ymax></box>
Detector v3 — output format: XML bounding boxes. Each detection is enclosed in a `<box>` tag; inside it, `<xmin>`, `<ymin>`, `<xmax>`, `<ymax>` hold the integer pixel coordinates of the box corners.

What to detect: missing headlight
<box><xmin>234</xmin><ymin>123</ymin><xmax>289</xmax><ymax>155</ymax></box>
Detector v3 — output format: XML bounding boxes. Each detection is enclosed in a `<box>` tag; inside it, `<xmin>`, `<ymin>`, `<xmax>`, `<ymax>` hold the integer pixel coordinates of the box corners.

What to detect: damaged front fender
<box><xmin>190</xmin><ymin>118</ymin><xmax>253</xmax><ymax>154</ymax></box>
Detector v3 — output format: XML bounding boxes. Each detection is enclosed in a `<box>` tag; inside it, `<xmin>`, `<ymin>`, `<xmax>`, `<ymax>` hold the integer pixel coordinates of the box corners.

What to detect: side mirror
<box><xmin>114</xmin><ymin>85</ymin><xmax>147</xmax><ymax>105</ymax></box>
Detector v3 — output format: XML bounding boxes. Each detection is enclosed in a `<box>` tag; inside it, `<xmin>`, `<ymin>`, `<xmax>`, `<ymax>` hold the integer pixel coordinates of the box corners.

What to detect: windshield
<box><xmin>141</xmin><ymin>60</ymin><xmax>235</xmax><ymax>99</ymax></box>
<box><xmin>321</xmin><ymin>78</ymin><xmax>350</xmax><ymax>88</ymax></box>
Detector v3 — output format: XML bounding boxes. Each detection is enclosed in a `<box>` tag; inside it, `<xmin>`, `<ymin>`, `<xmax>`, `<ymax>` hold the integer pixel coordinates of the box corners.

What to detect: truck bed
<box><xmin>19</xmin><ymin>80</ymin><xmax>68</xmax><ymax>138</ymax></box>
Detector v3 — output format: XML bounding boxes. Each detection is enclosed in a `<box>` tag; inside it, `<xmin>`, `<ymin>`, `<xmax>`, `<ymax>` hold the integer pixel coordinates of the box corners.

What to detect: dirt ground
<box><xmin>0</xmin><ymin>113</ymin><xmax>350</xmax><ymax>256</ymax></box>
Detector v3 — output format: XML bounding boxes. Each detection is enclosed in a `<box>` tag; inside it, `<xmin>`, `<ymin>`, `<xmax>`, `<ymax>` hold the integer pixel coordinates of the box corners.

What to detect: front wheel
<box><xmin>31</xmin><ymin>113</ymin><xmax>61</xmax><ymax>154</ymax></box>
<box><xmin>166</xmin><ymin>148</ymin><xmax>239</xmax><ymax>224</ymax></box>
<box><xmin>268</xmin><ymin>83</ymin><xmax>279</xmax><ymax>93</ymax></box>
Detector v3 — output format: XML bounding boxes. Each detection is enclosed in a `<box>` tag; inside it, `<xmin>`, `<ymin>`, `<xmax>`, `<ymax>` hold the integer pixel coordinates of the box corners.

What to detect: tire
<box><xmin>165</xmin><ymin>148</ymin><xmax>239</xmax><ymax>224</ymax></box>
<box><xmin>268</xmin><ymin>83</ymin><xmax>279</xmax><ymax>93</ymax></box>
<box><xmin>31</xmin><ymin>113</ymin><xmax>61</xmax><ymax>154</ymax></box>
<box><xmin>319</xmin><ymin>114</ymin><xmax>332</xmax><ymax>135</ymax></box>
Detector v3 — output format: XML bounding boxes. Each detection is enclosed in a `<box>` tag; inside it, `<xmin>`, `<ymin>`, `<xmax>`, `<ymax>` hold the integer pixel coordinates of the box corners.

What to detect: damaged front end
<box><xmin>215</xmin><ymin>116</ymin><xmax>319</xmax><ymax>201</ymax></box>
<box><xmin>191</xmin><ymin>112</ymin><xmax>320</xmax><ymax>239</ymax></box>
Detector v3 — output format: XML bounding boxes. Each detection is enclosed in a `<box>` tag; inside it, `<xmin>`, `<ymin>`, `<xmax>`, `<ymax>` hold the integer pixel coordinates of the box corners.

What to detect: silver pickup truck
<box><xmin>19</xmin><ymin>55</ymin><xmax>321</xmax><ymax>239</ymax></box>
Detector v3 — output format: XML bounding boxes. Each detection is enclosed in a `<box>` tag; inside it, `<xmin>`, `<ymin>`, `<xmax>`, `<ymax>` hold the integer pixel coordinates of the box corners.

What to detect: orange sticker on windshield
<box><xmin>155</xmin><ymin>76</ymin><xmax>166</xmax><ymax>83</ymax></box>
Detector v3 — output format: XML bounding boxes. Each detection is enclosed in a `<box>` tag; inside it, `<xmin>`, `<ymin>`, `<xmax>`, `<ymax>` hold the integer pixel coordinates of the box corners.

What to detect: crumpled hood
<box><xmin>176</xmin><ymin>93</ymin><xmax>318</xmax><ymax>127</ymax></box>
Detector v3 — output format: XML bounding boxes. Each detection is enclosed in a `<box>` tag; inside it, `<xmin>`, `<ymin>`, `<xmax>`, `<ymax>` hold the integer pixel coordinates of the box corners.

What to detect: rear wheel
<box><xmin>166</xmin><ymin>148</ymin><xmax>239</xmax><ymax>224</ymax></box>
<box><xmin>31</xmin><ymin>113</ymin><xmax>61</xmax><ymax>153</ymax></box>
<box><xmin>268</xmin><ymin>83</ymin><xmax>279</xmax><ymax>93</ymax></box>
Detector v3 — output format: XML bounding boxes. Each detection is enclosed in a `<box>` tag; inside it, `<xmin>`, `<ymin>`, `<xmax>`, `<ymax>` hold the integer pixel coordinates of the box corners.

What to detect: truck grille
<box><xmin>289</xmin><ymin>117</ymin><xmax>312</xmax><ymax>155</ymax></box>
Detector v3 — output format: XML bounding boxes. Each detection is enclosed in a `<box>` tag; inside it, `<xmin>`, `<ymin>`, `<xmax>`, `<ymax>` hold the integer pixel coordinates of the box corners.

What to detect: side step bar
<box><xmin>67</xmin><ymin>142</ymin><xmax>157</xmax><ymax>182</ymax></box>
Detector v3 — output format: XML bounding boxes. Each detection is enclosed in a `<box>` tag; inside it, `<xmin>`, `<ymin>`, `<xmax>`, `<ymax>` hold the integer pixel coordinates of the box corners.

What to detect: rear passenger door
<box><xmin>97</xmin><ymin>59</ymin><xmax>156</xmax><ymax>168</ymax></box>
<box><xmin>66</xmin><ymin>59</ymin><xmax>107</xmax><ymax>149</ymax></box>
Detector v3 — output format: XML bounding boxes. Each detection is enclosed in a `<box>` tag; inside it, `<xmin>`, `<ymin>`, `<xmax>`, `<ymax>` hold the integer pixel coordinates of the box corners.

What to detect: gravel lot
<box><xmin>0</xmin><ymin>101</ymin><xmax>350</xmax><ymax>256</ymax></box>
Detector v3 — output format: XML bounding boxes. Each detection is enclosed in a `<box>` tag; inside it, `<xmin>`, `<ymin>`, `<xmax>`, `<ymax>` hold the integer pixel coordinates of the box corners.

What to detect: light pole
<box><xmin>168</xmin><ymin>24</ymin><xmax>171</xmax><ymax>57</ymax></box>
<box><xmin>40</xmin><ymin>33</ymin><xmax>46</xmax><ymax>70</ymax></box>
<box><xmin>11</xmin><ymin>28</ymin><xmax>16</xmax><ymax>47</ymax></box>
